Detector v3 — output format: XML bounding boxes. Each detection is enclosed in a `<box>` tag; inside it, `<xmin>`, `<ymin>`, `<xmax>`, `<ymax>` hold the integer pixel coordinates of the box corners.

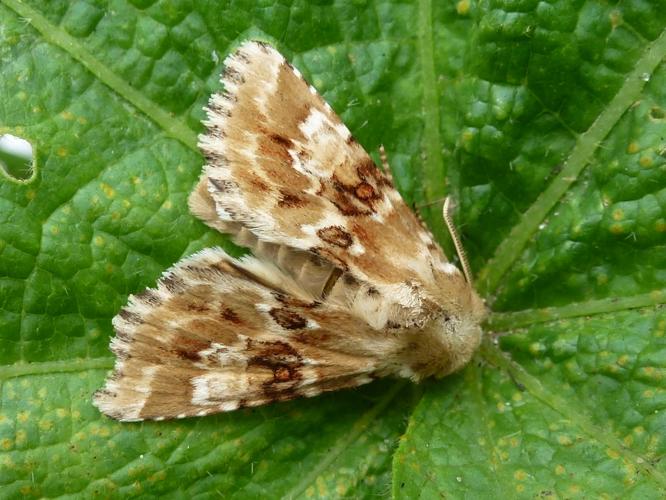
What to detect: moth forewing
<box><xmin>93</xmin><ymin>40</ymin><xmax>485</xmax><ymax>421</ymax></box>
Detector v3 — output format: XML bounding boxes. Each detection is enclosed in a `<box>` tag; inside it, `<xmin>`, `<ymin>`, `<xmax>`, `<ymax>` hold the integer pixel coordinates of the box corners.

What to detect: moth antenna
<box><xmin>379</xmin><ymin>144</ymin><xmax>389</xmax><ymax>170</ymax></box>
<box><xmin>378</xmin><ymin>145</ymin><xmax>395</xmax><ymax>184</ymax></box>
<box><xmin>442</xmin><ymin>197</ymin><xmax>473</xmax><ymax>286</ymax></box>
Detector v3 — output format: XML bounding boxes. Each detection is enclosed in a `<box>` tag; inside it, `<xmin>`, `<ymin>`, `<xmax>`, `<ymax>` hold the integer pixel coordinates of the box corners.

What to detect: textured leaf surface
<box><xmin>393</xmin><ymin>0</ymin><xmax>666</xmax><ymax>498</ymax></box>
<box><xmin>0</xmin><ymin>0</ymin><xmax>665</xmax><ymax>498</ymax></box>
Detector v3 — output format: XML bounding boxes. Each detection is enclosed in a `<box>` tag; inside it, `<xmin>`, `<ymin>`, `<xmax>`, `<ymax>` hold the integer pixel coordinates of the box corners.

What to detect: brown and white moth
<box><xmin>93</xmin><ymin>41</ymin><xmax>486</xmax><ymax>421</ymax></box>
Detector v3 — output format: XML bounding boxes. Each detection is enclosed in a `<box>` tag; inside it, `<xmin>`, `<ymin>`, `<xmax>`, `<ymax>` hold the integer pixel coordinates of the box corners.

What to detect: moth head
<box><xmin>401</xmin><ymin>284</ymin><xmax>485</xmax><ymax>381</ymax></box>
<box><xmin>425</xmin><ymin>263</ymin><xmax>487</xmax><ymax>378</ymax></box>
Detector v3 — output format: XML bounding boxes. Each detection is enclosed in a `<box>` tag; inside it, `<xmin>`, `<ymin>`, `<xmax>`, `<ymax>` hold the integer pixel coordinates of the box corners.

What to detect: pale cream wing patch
<box><xmin>197</xmin><ymin>41</ymin><xmax>462</xmax><ymax>323</ymax></box>
<box><xmin>93</xmin><ymin>248</ymin><xmax>398</xmax><ymax>421</ymax></box>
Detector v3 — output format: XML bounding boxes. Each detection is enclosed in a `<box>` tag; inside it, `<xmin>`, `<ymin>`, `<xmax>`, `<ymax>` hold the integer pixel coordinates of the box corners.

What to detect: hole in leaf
<box><xmin>649</xmin><ymin>106</ymin><xmax>665</xmax><ymax>121</ymax></box>
<box><xmin>0</xmin><ymin>133</ymin><xmax>35</xmax><ymax>182</ymax></box>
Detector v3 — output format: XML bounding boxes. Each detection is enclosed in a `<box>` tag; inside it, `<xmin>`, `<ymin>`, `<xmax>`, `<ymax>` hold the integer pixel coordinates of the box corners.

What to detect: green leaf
<box><xmin>394</xmin><ymin>0</ymin><xmax>666</xmax><ymax>498</ymax></box>
<box><xmin>0</xmin><ymin>0</ymin><xmax>664</xmax><ymax>498</ymax></box>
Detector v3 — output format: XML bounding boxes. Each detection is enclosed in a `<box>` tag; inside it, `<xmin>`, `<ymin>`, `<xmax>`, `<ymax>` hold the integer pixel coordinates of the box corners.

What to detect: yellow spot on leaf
<box><xmin>50</xmin><ymin>225</ymin><xmax>60</xmax><ymax>235</ymax></box>
<box><xmin>512</xmin><ymin>392</ymin><xmax>523</xmax><ymax>402</ymax></box>
<box><xmin>555</xmin><ymin>464</ymin><xmax>565</xmax><ymax>475</ymax></box>
<box><xmin>316</xmin><ymin>476</ymin><xmax>327</xmax><ymax>496</ymax></box>
<box><xmin>529</xmin><ymin>342</ymin><xmax>545</xmax><ymax>355</ymax></box>
<box><xmin>149</xmin><ymin>471</ymin><xmax>166</xmax><ymax>482</ymax></box>
<box><xmin>163</xmin><ymin>200</ymin><xmax>172</xmax><ymax>209</ymax></box>
<box><xmin>623</xmin><ymin>434</ymin><xmax>634</xmax><ymax>446</ymax></box>
<box><xmin>60</xmin><ymin>111</ymin><xmax>75</xmax><ymax>120</ymax></box>
<box><xmin>609</xmin><ymin>10</ymin><xmax>622</xmax><ymax>27</ymax></box>
<box><xmin>56</xmin><ymin>408</ymin><xmax>68</xmax><ymax>418</ymax></box>
<box><xmin>643</xmin><ymin>389</ymin><xmax>654</xmax><ymax>398</ymax></box>
<box><xmin>609</xmin><ymin>223</ymin><xmax>625</xmax><ymax>234</ymax></box>
<box><xmin>17</xmin><ymin>411</ymin><xmax>30</xmax><ymax>423</ymax></box>
<box><xmin>617</xmin><ymin>355</ymin><xmax>630</xmax><ymax>366</ymax></box>
<box><xmin>15</xmin><ymin>430</ymin><xmax>26</xmax><ymax>445</ymax></box>
<box><xmin>514</xmin><ymin>470</ymin><xmax>527</xmax><ymax>481</ymax></box>
<box><xmin>94</xmin><ymin>235</ymin><xmax>105</xmax><ymax>247</ymax></box>
<box><xmin>612</xmin><ymin>209</ymin><xmax>624</xmax><ymax>221</ymax></box>
<box><xmin>648</xmin><ymin>435</ymin><xmax>660</xmax><ymax>452</ymax></box>
<box><xmin>461</xmin><ymin>129</ymin><xmax>475</xmax><ymax>145</ymax></box>
<box><xmin>624</xmin><ymin>462</ymin><xmax>637</xmax><ymax>484</ymax></box>
<box><xmin>516</xmin><ymin>484</ymin><xmax>525</xmax><ymax>493</ymax></box>
<box><xmin>634</xmin><ymin>426</ymin><xmax>645</xmax><ymax>435</ymax></box>
<box><xmin>39</xmin><ymin>419</ymin><xmax>54</xmax><ymax>431</ymax></box>
<box><xmin>655</xmin><ymin>219</ymin><xmax>666</xmax><ymax>232</ymax></box>
<box><xmin>57</xmin><ymin>147</ymin><xmax>68</xmax><ymax>157</ymax></box>
<box><xmin>639</xmin><ymin>155</ymin><xmax>653</xmax><ymax>168</ymax></box>
<box><xmin>456</xmin><ymin>0</ymin><xmax>470</xmax><ymax>15</ymax></box>
<box><xmin>26</xmin><ymin>189</ymin><xmax>36</xmax><ymax>200</ymax></box>
<box><xmin>1</xmin><ymin>438</ymin><xmax>12</xmax><ymax>450</ymax></box>
<box><xmin>627</xmin><ymin>142</ymin><xmax>640</xmax><ymax>154</ymax></box>
<box><xmin>101</xmin><ymin>182</ymin><xmax>116</xmax><ymax>199</ymax></box>
<box><xmin>496</xmin><ymin>402</ymin><xmax>506</xmax><ymax>413</ymax></box>
<box><xmin>557</xmin><ymin>435</ymin><xmax>572</xmax><ymax>446</ymax></box>
<box><xmin>305</xmin><ymin>486</ymin><xmax>315</xmax><ymax>497</ymax></box>
<box><xmin>606</xmin><ymin>448</ymin><xmax>620</xmax><ymax>459</ymax></box>
<box><xmin>569</xmin><ymin>484</ymin><xmax>581</xmax><ymax>494</ymax></box>
<box><xmin>336</xmin><ymin>482</ymin><xmax>347</xmax><ymax>495</ymax></box>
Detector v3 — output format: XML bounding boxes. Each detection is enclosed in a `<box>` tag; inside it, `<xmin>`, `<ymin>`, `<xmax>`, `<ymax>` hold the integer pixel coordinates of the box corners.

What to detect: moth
<box><xmin>93</xmin><ymin>41</ymin><xmax>486</xmax><ymax>421</ymax></box>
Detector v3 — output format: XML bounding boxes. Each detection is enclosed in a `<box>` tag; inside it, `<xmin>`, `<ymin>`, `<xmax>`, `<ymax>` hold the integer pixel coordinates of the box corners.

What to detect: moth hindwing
<box><xmin>93</xmin><ymin>40</ymin><xmax>486</xmax><ymax>422</ymax></box>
